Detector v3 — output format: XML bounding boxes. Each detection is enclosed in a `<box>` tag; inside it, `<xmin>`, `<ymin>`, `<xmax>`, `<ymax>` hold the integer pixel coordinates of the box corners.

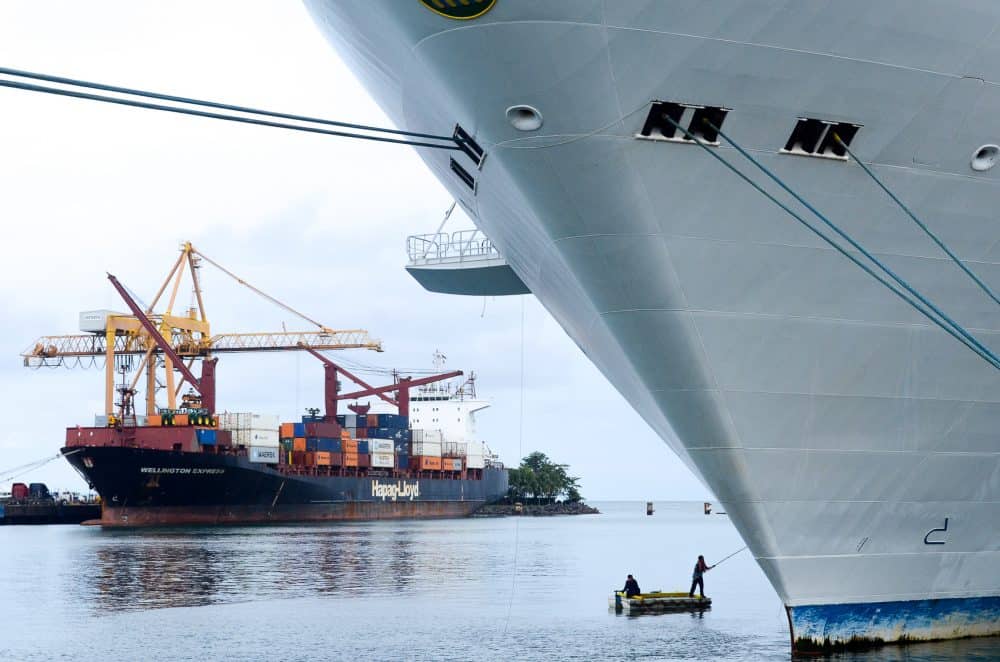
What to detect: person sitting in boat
<box><xmin>689</xmin><ymin>555</ymin><xmax>714</xmax><ymax>598</ymax></box>
<box><xmin>622</xmin><ymin>574</ymin><xmax>641</xmax><ymax>597</ymax></box>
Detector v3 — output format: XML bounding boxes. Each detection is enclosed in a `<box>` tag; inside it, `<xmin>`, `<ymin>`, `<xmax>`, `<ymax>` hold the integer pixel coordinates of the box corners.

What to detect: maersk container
<box><xmin>371</xmin><ymin>452</ymin><xmax>394</xmax><ymax>468</ymax></box>
<box><xmin>196</xmin><ymin>429</ymin><xmax>217</xmax><ymax>445</ymax></box>
<box><xmin>249</xmin><ymin>446</ymin><xmax>280</xmax><ymax>463</ymax></box>
<box><xmin>371</xmin><ymin>439</ymin><xmax>394</xmax><ymax>454</ymax></box>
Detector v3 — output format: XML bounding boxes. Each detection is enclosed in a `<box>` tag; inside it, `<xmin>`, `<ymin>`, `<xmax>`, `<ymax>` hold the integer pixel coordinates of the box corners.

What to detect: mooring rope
<box><xmin>0</xmin><ymin>66</ymin><xmax>462</xmax><ymax>151</ymax></box>
<box><xmin>0</xmin><ymin>448</ymin><xmax>82</xmax><ymax>483</ymax></box>
<box><xmin>664</xmin><ymin>116</ymin><xmax>1000</xmax><ymax>371</ymax></box>
<box><xmin>705</xmin><ymin>120</ymin><xmax>1000</xmax><ymax>369</ymax></box>
<box><xmin>834</xmin><ymin>134</ymin><xmax>1000</xmax><ymax>308</ymax></box>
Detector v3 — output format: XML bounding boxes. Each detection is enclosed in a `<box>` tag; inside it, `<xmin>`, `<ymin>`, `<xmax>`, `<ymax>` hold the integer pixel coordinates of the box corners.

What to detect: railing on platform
<box><xmin>406</xmin><ymin>229</ymin><xmax>501</xmax><ymax>265</ymax></box>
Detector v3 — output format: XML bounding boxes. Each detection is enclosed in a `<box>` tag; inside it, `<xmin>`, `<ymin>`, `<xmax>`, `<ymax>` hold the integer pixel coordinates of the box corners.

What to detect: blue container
<box><xmin>335</xmin><ymin>415</ymin><xmax>346</xmax><ymax>426</ymax></box>
<box><xmin>293</xmin><ymin>422</ymin><xmax>305</xmax><ymax>437</ymax></box>
<box><xmin>317</xmin><ymin>438</ymin><xmax>341</xmax><ymax>453</ymax></box>
<box><xmin>196</xmin><ymin>428</ymin><xmax>217</xmax><ymax>445</ymax></box>
<box><xmin>372</xmin><ymin>427</ymin><xmax>400</xmax><ymax>439</ymax></box>
<box><xmin>301</xmin><ymin>415</ymin><xmax>324</xmax><ymax>423</ymax></box>
<box><xmin>394</xmin><ymin>429</ymin><xmax>412</xmax><ymax>442</ymax></box>
<box><xmin>394</xmin><ymin>441</ymin><xmax>409</xmax><ymax>454</ymax></box>
<box><xmin>305</xmin><ymin>437</ymin><xmax>319</xmax><ymax>452</ymax></box>
<box><xmin>377</xmin><ymin>414</ymin><xmax>408</xmax><ymax>429</ymax></box>
<box><xmin>358</xmin><ymin>441</ymin><xmax>369</xmax><ymax>455</ymax></box>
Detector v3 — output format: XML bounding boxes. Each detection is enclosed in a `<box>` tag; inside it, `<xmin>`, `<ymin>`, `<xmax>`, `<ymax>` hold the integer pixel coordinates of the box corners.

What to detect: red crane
<box><xmin>298</xmin><ymin>345</ymin><xmax>462</xmax><ymax>418</ymax></box>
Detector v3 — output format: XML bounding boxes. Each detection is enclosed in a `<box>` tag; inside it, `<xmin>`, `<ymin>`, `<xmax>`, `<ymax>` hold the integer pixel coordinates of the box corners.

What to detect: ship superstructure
<box><xmin>304</xmin><ymin>1</ymin><xmax>1000</xmax><ymax>651</ymax></box>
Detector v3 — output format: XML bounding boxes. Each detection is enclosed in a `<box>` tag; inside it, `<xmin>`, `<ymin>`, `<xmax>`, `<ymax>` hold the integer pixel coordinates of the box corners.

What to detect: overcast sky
<box><xmin>0</xmin><ymin>2</ymin><xmax>709</xmax><ymax>501</ymax></box>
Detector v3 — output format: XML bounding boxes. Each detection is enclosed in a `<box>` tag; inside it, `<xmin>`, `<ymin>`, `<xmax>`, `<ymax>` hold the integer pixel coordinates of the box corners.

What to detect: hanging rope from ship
<box><xmin>0</xmin><ymin>66</ymin><xmax>471</xmax><ymax>152</ymax></box>
<box><xmin>0</xmin><ymin>449</ymin><xmax>82</xmax><ymax>483</ymax></box>
<box><xmin>663</xmin><ymin>115</ymin><xmax>1000</xmax><ymax>371</ymax></box>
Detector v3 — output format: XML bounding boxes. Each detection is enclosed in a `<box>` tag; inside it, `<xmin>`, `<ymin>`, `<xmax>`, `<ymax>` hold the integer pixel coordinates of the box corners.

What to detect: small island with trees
<box><xmin>475</xmin><ymin>451</ymin><xmax>600</xmax><ymax>517</ymax></box>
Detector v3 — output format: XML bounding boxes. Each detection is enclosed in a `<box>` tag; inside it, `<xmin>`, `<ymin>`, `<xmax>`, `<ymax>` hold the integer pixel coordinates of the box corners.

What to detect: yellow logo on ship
<box><xmin>420</xmin><ymin>0</ymin><xmax>496</xmax><ymax>20</ymax></box>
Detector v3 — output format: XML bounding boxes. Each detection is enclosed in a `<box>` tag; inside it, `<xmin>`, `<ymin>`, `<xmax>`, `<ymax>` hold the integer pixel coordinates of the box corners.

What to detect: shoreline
<box><xmin>472</xmin><ymin>501</ymin><xmax>600</xmax><ymax>517</ymax></box>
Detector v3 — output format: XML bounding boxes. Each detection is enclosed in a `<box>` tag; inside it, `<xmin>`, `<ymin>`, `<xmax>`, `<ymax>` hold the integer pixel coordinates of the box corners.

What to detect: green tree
<box><xmin>507</xmin><ymin>452</ymin><xmax>584</xmax><ymax>504</ymax></box>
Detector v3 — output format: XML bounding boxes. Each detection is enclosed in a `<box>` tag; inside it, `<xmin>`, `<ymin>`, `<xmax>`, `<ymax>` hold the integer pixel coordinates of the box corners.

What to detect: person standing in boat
<box><xmin>622</xmin><ymin>574</ymin><xmax>641</xmax><ymax>597</ymax></box>
<box><xmin>689</xmin><ymin>555</ymin><xmax>714</xmax><ymax>598</ymax></box>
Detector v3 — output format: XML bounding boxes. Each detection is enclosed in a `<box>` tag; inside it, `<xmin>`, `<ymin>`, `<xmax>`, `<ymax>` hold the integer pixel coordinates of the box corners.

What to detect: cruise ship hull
<box><xmin>305</xmin><ymin>1</ymin><xmax>1000</xmax><ymax>650</ymax></box>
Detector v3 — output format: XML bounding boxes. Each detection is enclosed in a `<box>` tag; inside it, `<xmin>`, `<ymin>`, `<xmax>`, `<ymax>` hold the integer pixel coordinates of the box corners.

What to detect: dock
<box><xmin>610</xmin><ymin>591</ymin><xmax>711</xmax><ymax>615</ymax></box>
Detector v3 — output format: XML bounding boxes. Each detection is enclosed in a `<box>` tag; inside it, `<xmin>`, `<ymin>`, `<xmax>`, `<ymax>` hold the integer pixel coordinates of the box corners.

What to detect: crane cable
<box><xmin>834</xmin><ymin>135</ymin><xmax>1000</xmax><ymax>309</ymax></box>
<box><xmin>0</xmin><ymin>66</ymin><xmax>464</xmax><ymax>151</ymax></box>
<box><xmin>666</xmin><ymin>117</ymin><xmax>1000</xmax><ymax>371</ymax></box>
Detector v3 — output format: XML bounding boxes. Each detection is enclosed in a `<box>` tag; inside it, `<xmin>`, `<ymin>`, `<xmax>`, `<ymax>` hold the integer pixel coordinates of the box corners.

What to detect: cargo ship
<box><xmin>29</xmin><ymin>246</ymin><xmax>507</xmax><ymax>527</ymax></box>
<box><xmin>63</xmin><ymin>368</ymin><xmax>507</xmax><ymax>527</ymax></box>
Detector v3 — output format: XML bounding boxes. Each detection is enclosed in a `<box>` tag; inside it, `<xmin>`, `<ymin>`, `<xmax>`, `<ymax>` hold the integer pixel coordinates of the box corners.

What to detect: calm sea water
<box><xmin>0</xmin><ymin>501</ymin><xmax>996</xmax><ymax>661</ymax></box>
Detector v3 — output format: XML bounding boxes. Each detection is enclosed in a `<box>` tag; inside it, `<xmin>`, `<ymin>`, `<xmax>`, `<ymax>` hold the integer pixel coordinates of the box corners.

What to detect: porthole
<box><xmin>971</xmin><ymin>144</ymin><xmax>999</xmax><ymax>172</ymax></box>
<box><xmin>506</xmin><ymin>105</ymin><xmax>543</xmax><ymax>131</ymax></box>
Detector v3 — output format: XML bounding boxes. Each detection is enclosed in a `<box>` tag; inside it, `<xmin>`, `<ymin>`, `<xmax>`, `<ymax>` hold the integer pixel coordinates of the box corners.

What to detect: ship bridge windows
<box><xmin>636</xmin><ymin>101</ymin><xmax>730</xmax><ymax>146</ymax></box>
<box><xmin>782</xmin><ymin>118</ymin><xmax>861</xmax><ymax>160</ymax></box>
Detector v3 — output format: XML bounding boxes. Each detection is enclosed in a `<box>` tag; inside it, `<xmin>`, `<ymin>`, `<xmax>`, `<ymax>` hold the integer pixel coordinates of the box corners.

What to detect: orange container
<box><xmin>280</xmin><ymin>422</ymin><xmax>295</xmax><ymax>438</ymax></box>
<box><xmin>366</xmin><ymin>414</ymin><xmax>378</xmax><ymax>427</ymax></box>
<box><xmin>343</xmin><ymin>452</ymin><xmax>359</xmax><ymax>467</ymax></box>
<box><xmin>304</xmin><ymin>452</ymin><xmax>315</xmax><ymax>466</ymax></box>
<box><xmin>315</xmin><ymin>451</ymin><xmax>332</xmax><ymax>466</ymax></box>
<box><xmin>146</xmin><ymin>415</ymin><xmax>162</xmax><ymax>427</ymax></box>
<box><xmin>174</xmin><ymin>413</ymin><xmax>189</xmax><ymax>426</ymax></box>
<box><xmin>340</xmin><ymin>429</ymin><xmax>351</xmax><ymax>440</ymax></box>
<box><xmin>293</xmin><ymin>437</ymin><xmax>306</xmax><ymax>452</ymax></box>
<box><xmin>415</xmin><ymin>456</ymin><xmax>442</xmax><ymax>471</ymax></box>
<box><xmin>342</xmin><ymin>439</ymin><xmax>358</xmax><ymax>452</ymax></box>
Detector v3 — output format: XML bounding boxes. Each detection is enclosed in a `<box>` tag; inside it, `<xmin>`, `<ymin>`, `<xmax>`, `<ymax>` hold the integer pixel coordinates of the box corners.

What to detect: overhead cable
<box><xmin>664</xmin><ymin>117</ymin><xmax>999</xmax><ymax>371</ymax></box>
<box><xmin>0</xmin><ymin>66</ymin><xmax>462</xmax><ymax>151</ymax></box>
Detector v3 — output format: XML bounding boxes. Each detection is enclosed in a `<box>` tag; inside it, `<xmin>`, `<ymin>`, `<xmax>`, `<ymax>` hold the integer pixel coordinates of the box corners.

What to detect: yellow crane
<box><xmin>22</xmin><ymin>242</ymin><xmax>382</xmax><ymax>418</ymax></box>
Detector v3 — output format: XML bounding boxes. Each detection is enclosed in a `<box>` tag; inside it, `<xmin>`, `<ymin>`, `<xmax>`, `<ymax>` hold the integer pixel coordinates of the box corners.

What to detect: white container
<box><xmin>249</xmin><ymin>446</ymin><xmax>281</xmax><ymax>463</ymax></box>
<box><xmin>371</xmin><ymin>439</ymin><xmax>394</xmax><ymax>453</ymax></box>
<box><xmin>345</xmin><ymin>415</ymin><xmax>357</xmax><ymax>428</ymax></box>
<box><xmin>249</xmin><ymin>429</ymin><xmax>279</xmax><ymax>446</ymax></box>
<box><xmin>250</xmin><ymin>414</ymin><xmax>279</xmax><ymax>430</ymax></box>
<box><xmin>79</xmin><ymin>309</ymin><xmax>127</xmax><ymax>334</ymax></box>
<box><xmin>412</xmin><ymin>442</ymin><xmax>442</xmax><ymax>457</ymax></box>
<box><xmin>94</xmin><ymin>415</ymin><xmax>109</xmax><ymax>427</ymax></box>
<box><xmin>371</xmin><ymin>452</ymin><xmax>395</xmax><ymax>468</ymax></box>
<box><xmin>421</xmin><ymin>429</ymin><xmax>443</xmax><ymax>443</ymax></box>
<box><xmin>411</xmin><ymin>429</ymin><xmax>424</xmax><ymax>443</ymax></box>
<box><xmin>466</xmin><ymin>455</ymin><xmax>485</xmax><ymax>469</ymax></box>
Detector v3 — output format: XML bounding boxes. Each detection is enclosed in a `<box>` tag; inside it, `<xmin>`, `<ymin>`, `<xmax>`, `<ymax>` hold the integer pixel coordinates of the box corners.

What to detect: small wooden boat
<box><xmin>609</xmin><ymin>591</ymin><xmax>712</xmax><ymax>614</ymax></box>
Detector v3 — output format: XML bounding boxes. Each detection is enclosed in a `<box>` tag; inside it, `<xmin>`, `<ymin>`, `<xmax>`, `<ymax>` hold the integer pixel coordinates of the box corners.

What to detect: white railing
<box><xmin>406</xmin><ymin>229</ymin><xmax>501</xmax><ymax>265</ymax></box>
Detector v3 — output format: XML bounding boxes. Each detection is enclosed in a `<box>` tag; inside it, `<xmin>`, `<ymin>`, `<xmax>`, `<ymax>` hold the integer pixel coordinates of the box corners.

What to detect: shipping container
<box><xmin>78</xmin><ymin>309</ymin><xmax>127</xmax><ymax>333</ymax></box>
<box><xmin>345</xmin><ymin>414</ymin><xmax>357</xmax><ymax>428</ymax></box>
<box><xmin>343</xmin><ymin>452</ymin><xmax>359</xmax><ymax>467</ymax></box>
<box><xmin>249</xmin><ymin>446</ymin><xmax>280</xmax><ymax>463</ymax></box>
<box><xmin>420</xmin><ymin>429</ymin><xmax>442</xmax><ymax>443</ymax></box>
<box><xmin>279</xmin><ymin>422</ymin><xmax>295</xmax><ymax>438</ymax></box>
<box><xmin>466</xmin><ymin>455</ymin><xmax>486</xmax><ymax>469</ymax></box>
<box><xmin>250</xmin><ymin>429</ymin><xmax>279</xmax><ymax>445</ymax></box>
<box><xmin>411</xmin><ymin>428</ymin><xmax>424</xmax><ymax>443</ymax></box>
<box><xmin>366</xmin><ymin>414</ymin><xmax>379</xmax><ymax>428</ymax></box>
<box><xmin>394</xmin><ymin>441</ymin><xmax>409</xmax><ymax>455</ymax></box>
<box><xmin>358</xmin><ymin>441</ymin><xmax>369</xmax><ymax>455</ymax></box>
<box><xmin>357</xmin><ymin>453</ymin><xmax>371</xmax><ymax>468</ymax></box>
<box><xmin>318</xmin><ymin>438</ymin><xmax>341</xmax><ymax>453</ymax></box>
<box><xmin>304</xmin><ymin>421</ymin><xmax>340</xmax><ymax>438</ymax></box>
<box><xmin>371</xmin><ymin>452</ymin><xmax>394</xmax><ymax>468</ymax></box>
<box><xmin>341</xmin><ymin>428</ymin><xmax>352</xmax><ymax>440</ymax></box>
<box><xmin>146</xmin><ymin>415</ymin><xmax>162</xmax><ymax>427</ymax></box>
<box><xmin>174</xmin><ymin>413</ymin><xmax>190</xmax><ymax>426</ymax></box>
<box><xmin>442</xmin><ymin>458</ymin><xmax>463</xmax><ymax>472</ymax></box>
<box><xmin>293</xmin><ymin>422</ymin><xmax>305</xmax><ymax>437</ymax></box>
<box><xmin>11</xmin><ymin>483</ymin><xmax>29</xmax><ymax>500</ymax></box>
<box><xmin>395</xmin><ymin>454</ymin><xmax>410</xmax><ymax>470</ymax></box>
<box><xmin>371</xmin><ymin>439</ymin><xmax>394</xmax><ymax>454</ymax></box>
<box><xmin>251</xmin><ymin>413</ymin><xmax>280</xmax><ymax>430</ymax></box>
<box><xmin>342</xmin><ymin>439</ymin><xmax>359</xmax><ymax>452</ymax></box>
<box><xmin>412</xmin><ymin>456</ymin><xmax>442</xmax><ymax>471</ymax></box>
<box><xmin>196</xmin><ymin>428</ymin><xmax>217</xmax><ymax>445</ymax></box>
<box><xmin>315</xmin><ymin>451</ymin><xmax>332</xmax><ymax>466</ymax></box>
<box><xmin>412</xmin><ymin>442</ymin><xmax>442</xmax><ymax>457</ymax></box>
<box><xmin>355</xmin><ymin>427</ymin><xmax>367</xmax><ymax>439</ymax></box>
<box><xmin>293</xmin><ymin>437</ymin><xmax>306</xmax><ymax>452</ymax></box>
<box><xmin>291</xmin><ymin>451</ymin><xmax>307</xmax><ymax>465</ymax></box>
<box><xmin>304</xmin><ymin>452</ymin><xmax>315</xmax><ymax>466</ymax></box>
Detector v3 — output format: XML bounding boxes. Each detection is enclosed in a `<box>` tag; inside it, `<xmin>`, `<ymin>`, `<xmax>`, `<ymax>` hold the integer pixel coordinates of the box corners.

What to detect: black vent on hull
<box><xmin>783</xmin><ymin>119</ymin><xmax>861</xmax><ymax>159</ymax></box>
<box><xmin>637</xmin><ymin>101</ymin><xmax>730</xmax><ymax>145</ymax></box>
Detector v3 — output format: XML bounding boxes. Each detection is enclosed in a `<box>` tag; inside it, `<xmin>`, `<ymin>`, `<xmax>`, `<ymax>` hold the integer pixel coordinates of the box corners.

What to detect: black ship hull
<box><xmin>64</xmin><ymin>446</ymin><xmax>508</xmax><ymax>527</ymax></box>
